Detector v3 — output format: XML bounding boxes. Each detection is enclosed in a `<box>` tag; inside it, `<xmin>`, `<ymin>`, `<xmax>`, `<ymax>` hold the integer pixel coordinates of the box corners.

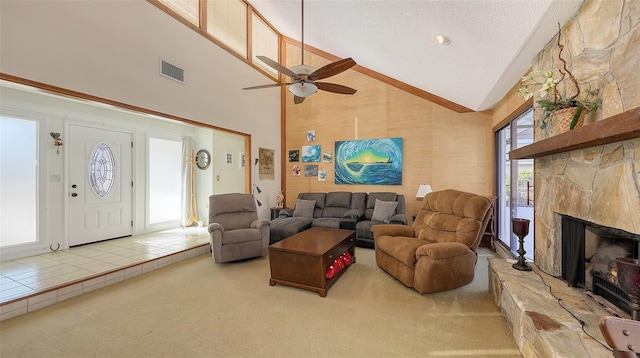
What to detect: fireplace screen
<box><xmin>561</xmin><ymin>215</ymin><xmax>639</xmax><ymax>315</ymax></box>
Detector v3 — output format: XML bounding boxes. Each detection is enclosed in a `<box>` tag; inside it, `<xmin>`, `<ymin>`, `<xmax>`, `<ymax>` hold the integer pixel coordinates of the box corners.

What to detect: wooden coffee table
<box><xmin>269</xmin><ymin>227</ymin><xmax>355</xmax><ymax>297</ymax></box>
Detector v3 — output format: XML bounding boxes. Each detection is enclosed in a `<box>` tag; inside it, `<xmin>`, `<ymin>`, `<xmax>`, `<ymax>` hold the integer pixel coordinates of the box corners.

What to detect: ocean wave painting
<box><xmin>334</xmin><ymin>138</ymin><xmax>402</xmax><ymax>185</ymax></box>
<box><xmin>302</xmin><ymin>145</ymin><xmax>321</xmax><ymax>162</ymax></box>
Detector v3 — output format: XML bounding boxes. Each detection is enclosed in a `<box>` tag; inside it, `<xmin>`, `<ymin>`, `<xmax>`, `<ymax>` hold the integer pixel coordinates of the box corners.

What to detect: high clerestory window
<box><xmin>207</xmin><ymin>0</ymin><xmax>247</xmax><ymax>58</ymax></box>
<box><xmin>153</xmin><ymin>0</ymin><xmax>279</xmax><ymax>81</ymax></box>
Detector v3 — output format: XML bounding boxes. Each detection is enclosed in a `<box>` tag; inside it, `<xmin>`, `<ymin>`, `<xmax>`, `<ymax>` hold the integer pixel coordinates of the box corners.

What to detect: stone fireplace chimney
<box><xmin>515</xmin><ymin>1</ymin><xmax>640</xmax><ymax>276</ymax></box>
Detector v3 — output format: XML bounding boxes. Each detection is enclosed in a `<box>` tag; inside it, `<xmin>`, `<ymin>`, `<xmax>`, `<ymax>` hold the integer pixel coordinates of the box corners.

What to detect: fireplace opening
<box><xmin>561</xmin><ymin>215</ymin><xmax>639</xmax><ymax>315</ymax></box>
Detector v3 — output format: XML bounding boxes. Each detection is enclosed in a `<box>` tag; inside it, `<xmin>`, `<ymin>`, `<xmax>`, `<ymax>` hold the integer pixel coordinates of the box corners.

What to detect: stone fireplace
<box><xmin>534</xmin><ymin>136</ymin><xmax>640</xmax><ymax>278</ymax></box>
<box><xmin>488</xmin><ymin>2</ymin><xmax>640</xmax><ymax>356</ymax></box>
<box><xmin>488</xmin><ymin>110</ymin><xmax>640</xmax><ymax>357</ymax></box>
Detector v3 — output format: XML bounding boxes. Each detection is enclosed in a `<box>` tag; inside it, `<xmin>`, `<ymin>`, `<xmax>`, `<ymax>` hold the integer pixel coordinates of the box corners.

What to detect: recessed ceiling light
<box><xmin>435</xmin><ymin>34</ymin><xmax>451</xmax><ymax>45</ymax></box>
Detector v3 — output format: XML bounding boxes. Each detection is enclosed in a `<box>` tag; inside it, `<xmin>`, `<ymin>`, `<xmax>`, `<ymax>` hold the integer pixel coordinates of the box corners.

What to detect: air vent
<box><xmin>160</xmin><ymin>59</ymin><xmax>185</xmax><ymax>83</ymax></box>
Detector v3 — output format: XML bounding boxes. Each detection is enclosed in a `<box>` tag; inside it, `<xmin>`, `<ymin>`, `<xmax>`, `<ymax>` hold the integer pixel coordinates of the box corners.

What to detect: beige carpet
<box><xmin>0</xmin><ymin>248</ymin><xmax>521</xmax><ymax>358</ymax></box>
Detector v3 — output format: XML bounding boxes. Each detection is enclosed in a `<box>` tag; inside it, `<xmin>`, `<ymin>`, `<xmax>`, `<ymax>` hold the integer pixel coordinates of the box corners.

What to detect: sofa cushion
<box><xmin>293</xmin><ymin>199</ymin><xmax>316</xmax><ymax>218</ymax></box>
<box><xmin>415</xmin><ymin>190</ymin><xmax>490</xmax><ymax>247</ymax></box>
<box><xmin>364</xmin><ymin>192</ymin><xmax>398</xmax><ymax>219</ymax></box>
<box><xmin>376</xmin><ymin>236</ymin><xmax>425</xmax><ymax>268</ymax></box>
<box><xmin>311</xmin><ymin>218</ymin><xmax>343</xmax><ymax>229</ymax></box>
<box><xmin>371</xmin><ymin>199</ymin><xmax>398</xmax><ymax>223</ymax></box>
<box><xmin>221</xmin><ymin>228</ymin><xmax>262</xmax><ymax>245</ymax></box>
<box><xmin>325</xmin><ymin>191</ymin><xmax>352</xmax><ymax>207</ymax></box>
<box><xmin>269</xmin><ymin>217</ymin><xmax>313</xmax><ymax>244</ymax></box>
<box><xmin>322</xmin><ymin>192</ymin><xmax>352</xmax><ymax>218</ymax></box>
<box><xmin>209</xmin><ymin>193</ymin><xmax>258</xmax><ymax>230</ymax></box>
<box><xmin>298</xmin><ymin>193</ymin><xmax>327</xmax><ymax>218</ymax></box>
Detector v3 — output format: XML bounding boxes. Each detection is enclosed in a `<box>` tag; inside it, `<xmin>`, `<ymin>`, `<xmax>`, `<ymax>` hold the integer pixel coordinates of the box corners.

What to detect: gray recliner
<box><xmin>208</xmin><ymin>193</ymin><xmax>270</xmax><ymax>263</ymax></box>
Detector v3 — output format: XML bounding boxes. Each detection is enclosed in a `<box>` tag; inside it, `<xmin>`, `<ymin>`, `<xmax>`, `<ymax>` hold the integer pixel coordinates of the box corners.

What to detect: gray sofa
<box><xmin>270</xmin><ymin>191</ymin><xmax>406</xmax><ymax>248</ymax></box>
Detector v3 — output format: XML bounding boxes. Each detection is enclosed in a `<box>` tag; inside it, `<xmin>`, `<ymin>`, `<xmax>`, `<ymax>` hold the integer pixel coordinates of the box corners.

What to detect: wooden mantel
<box><xmin>509</xmin><ymin>107</ymin><xmax>640</xmax><ymax>160</ymax></box>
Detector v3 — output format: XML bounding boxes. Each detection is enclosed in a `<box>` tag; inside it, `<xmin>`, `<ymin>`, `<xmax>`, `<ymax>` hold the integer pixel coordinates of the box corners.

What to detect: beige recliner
<box><xmin>208</xmin><ymin>193</ymin><xmax>270</xmax><ymax>263</ymax></box>
<box><xmin>372</xmin><ymin>189</ymin><xmax>492</xmax><ymax>294</ymax></box>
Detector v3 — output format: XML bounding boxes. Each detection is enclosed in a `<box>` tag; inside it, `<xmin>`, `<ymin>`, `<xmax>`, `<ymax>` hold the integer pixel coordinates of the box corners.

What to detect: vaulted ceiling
<box><xmin>249</xmin><ymin>0</ymin><xmax>584</xmax><ymax>111</ymax></box>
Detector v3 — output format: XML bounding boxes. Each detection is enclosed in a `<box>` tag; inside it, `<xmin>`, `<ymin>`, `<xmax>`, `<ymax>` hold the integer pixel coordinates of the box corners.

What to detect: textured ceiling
<box><xmin>249</xmin><ymin>0</ymin><xmax>584</xmax><ymax>111</ymax></box>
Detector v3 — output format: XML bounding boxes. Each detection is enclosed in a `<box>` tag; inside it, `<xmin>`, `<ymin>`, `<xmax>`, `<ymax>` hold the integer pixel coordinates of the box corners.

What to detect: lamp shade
<box><xmin>416</xmin><ymin>184</ymin><xmax>433</xmax><ymax>200</ymax></box>
<box><xmin>289</xmin><ymin>82</ymin><xmax>318</xmax><ymax>97</ymax></box>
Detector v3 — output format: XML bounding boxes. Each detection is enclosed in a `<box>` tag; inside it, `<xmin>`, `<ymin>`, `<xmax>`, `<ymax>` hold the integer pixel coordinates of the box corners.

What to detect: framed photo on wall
<box><xmin>302</xmin><ymin>145</ymin><xmax>321</xmax><ymax>162</ymax></box>
<box><xmin>289</xmin><ymin>150</ymin><xmax>300</xmax><ymax>162</ymax></box>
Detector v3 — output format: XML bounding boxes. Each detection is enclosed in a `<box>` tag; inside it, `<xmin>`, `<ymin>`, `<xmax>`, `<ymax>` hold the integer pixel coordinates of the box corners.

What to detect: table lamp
<box><xmin>416</xmin><ymin>185</ymin><xmax>432</xmax><ymax>200</ymax></box>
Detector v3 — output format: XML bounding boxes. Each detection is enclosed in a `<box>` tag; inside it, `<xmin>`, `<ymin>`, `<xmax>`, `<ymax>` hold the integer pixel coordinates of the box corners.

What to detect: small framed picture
<box><xmin>292</xmin><ymin>165</ymin><xmax>301</xmax><ymax>176</ymax></box>
<box><xmin>239</xmin><ymin>152</ymin><xmax>245</xmax><ymax>169</ymax></box>
<box><xmin>304</xmin><ymin>164</ymin><xmax>318</xmax><ymax>177</ymax></box>
<box><xmin>225</xmin><ymin>152</ymin><xmax>233</xmax><ymax>165</ymax></box>
<box><xmin>289</xmin><ymin>150</ymin><xmax>300</xmax><ymax>162</ymax></box>
<box><xmin>306</xmin><ymin>130</ymin><xmax>316</xmax><ymax>142</ymax></box>
<box><xmin>318</xmin><ymin>170</ymin><xmax>327</xmax><ymax>181</ymax></box>
<box><xmin>322</xmin><ymin>151</ymin><xmax>332</xmax><ymax>163</ymax></box>
<box><xmin>302</xmin><ymin>145</ymin><xmax>321</xmax><ymax>162</ymax></box>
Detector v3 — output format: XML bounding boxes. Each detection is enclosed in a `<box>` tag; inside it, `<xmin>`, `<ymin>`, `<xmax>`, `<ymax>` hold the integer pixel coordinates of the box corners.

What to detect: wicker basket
<box><xmin>554</xmin><ymin>107</ymin><xmax>587</xmax><ymax>133</ymax></box>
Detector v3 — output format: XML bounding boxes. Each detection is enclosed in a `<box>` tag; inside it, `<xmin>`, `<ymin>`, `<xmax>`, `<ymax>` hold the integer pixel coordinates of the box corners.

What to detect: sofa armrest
<box><xmin>251</xmin><ymin>219</ymin><xmax>271</xmax><ymax>230</ymax></box>
<box><xmin>344</xmin><ymin>209</ymin><xmax>364</xmax><ymax>220</ymax></box>
<box><xmin>208</xmin><ymin>222</ymin><xmax>224</xmax><ymax>234</ymax></box>
<box><xmin>371</xmin><ymin>224</ymin><xmax>414</xmax><ymax>239</ymax></box>
<box><xmin>278</xmin><ymin>209</ymin><xmax>293</xmax><ymax>218</ymax></box>
<box><xmin>389</xmin><ymin>214</ymin><xmax>407</xmax><ymax>225</ymax></box>
<box><xmin>416</xmin><ymin>242</ymin><xmax>471</xmax><ymax>260</ymax></box>
<box><xmin>339</xmin><ymin>218</ymin><xmax>357</xmax><ymax>230</ymax></box>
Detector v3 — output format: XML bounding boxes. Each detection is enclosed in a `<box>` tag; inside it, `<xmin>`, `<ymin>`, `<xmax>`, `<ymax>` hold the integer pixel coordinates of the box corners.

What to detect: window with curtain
<box><xmin>207</xmin><ymin>0</ymin><xmax>247</xmax><ymax>57</ymax></box>
<box><xmin>495</xmin><ymin>107</ymin><xmax>534</xmax><ymax>259</ymax></box>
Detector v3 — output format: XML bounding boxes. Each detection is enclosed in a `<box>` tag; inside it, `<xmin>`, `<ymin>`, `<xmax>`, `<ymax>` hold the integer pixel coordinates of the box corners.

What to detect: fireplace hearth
<box><xmin>561</xmin><ymin>215</ymin><xmax>639</xmax><ymax>315</ymax></box>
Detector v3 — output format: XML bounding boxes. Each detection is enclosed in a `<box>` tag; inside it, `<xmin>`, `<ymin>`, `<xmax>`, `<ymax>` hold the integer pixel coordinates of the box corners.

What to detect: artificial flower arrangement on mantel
<box><xmin>518</xmin><ymin>24</ymin><xmax>602</xmax><ymax>133</ymax></box>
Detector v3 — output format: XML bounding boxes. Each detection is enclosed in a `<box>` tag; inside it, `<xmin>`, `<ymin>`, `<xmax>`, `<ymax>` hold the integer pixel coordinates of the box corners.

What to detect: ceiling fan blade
<box><xmin>243</xmin><ymin>83</ymin><xmax>291</xmax><ymax>90</ymax></box>
<box><xmin>308</xmin><ymin>58</ymin><xmax>356</xmax><ymax>81</ymax></box>
<box><xmin>293</xmin><ymin>96</ymin><xmax>305</xmax><ymax>104</ymax></box>
<box><xmin>256</xmin><ymin>56</ymin><xmax>298</xmax><ymax>78</ymax></box>
<box><xmin>315</xmin><ymin>82</ymin><xmax>357</xmax><ymax>95</ymax></box>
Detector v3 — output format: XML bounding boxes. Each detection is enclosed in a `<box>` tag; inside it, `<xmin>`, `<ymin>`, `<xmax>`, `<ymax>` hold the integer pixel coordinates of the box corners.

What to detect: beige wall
<box><xmin>282</xmin><ymin>43</ymin><xmax>494</xmax><ymax>219</ymax></box>
<box><xmin>491</xmin><ymin>81</ymin><xmax>531</xmax><ymax>130</ymax></box>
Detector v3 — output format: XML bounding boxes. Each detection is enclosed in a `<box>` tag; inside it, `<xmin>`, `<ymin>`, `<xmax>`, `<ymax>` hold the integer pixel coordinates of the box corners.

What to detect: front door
<box><xmin>68</xmin><ymin>125</ymin><xmax>132</xmax><ymax>246</ymax></box>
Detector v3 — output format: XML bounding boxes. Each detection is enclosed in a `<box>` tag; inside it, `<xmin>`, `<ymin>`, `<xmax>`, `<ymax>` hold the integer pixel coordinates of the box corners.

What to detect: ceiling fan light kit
<box><xmin>243</xmin><ymin>0</ymin><xmax>357</xmax><ymax>104</ymax></box>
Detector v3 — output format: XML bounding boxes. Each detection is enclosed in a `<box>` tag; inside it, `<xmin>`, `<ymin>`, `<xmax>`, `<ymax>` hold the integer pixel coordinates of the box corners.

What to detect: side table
<box><xmin>270</xmin><ymin>207</ymin><xmax>288</xmax><ymax>220</ymax></box>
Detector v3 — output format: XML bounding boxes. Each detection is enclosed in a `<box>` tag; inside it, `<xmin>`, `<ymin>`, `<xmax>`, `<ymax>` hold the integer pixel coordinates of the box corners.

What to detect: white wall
<box><xmin>0</xmin><ymin>0</ymin><xmax>282</xmax><ymax>258</ymax></box>
<box><xmin>212</xmin><ymin>130</ymin><xmax>246</xmax><ymax>195</ymax></box>
<box><xmin>0</xmin><ymin>85</ymin><xmax>224</xmax><ymax>257</ymax></box>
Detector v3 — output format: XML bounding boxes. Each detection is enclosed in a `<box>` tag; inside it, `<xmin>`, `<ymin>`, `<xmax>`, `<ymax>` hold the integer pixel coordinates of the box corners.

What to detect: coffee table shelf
<box><xmin>268</xmin><ymin>227</ymin><xmax>355</xmax><ymax>297</ymax></box>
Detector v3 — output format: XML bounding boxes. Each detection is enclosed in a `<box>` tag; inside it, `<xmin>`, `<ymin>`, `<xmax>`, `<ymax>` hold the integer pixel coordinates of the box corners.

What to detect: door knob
<box><xmin>71</xmin><ymin>193</ymin><xmax>78</xmax><ymax>197</ymax></box>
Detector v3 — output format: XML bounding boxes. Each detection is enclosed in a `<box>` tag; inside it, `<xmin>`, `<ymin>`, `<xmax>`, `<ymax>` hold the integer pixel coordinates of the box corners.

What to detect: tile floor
<box><xmin>0</xmin><ymin>227</ymin><xmax>210</xmax><ymax>305</ymax></box>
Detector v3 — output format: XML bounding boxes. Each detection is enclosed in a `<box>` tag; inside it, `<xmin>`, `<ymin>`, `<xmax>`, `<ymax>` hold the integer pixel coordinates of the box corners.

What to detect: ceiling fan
<box><xmin>243</xmin><ymin>0</ymin><xmax>357</xmax><ymax>104</ymax></box>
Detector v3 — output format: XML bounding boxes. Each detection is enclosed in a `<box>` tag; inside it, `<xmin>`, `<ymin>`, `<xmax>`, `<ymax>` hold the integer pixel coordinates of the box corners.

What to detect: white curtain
<box><xmin>181</xmin><ymin>136</ymin><xmax>199</xmax><ymax>226</ymax></box>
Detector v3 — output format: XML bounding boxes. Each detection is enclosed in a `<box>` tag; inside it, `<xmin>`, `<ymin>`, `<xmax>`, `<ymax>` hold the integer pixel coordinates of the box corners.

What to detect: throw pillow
<box><xmin>371</xmin><ymin>199</ymin><xmax>398</xmax><ymax>223</ymax></box>
<box><xmin>292</xmin><ymin>199</ymin><xmax>316</xmax><ymax>218</ymax></box>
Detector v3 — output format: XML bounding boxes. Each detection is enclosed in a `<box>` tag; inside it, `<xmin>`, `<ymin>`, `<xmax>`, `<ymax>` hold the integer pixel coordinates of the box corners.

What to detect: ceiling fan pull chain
<box><xmin>301</xmin><ymin>0</ymin><xmax>304</xmax><ymax>65</ymax></box>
